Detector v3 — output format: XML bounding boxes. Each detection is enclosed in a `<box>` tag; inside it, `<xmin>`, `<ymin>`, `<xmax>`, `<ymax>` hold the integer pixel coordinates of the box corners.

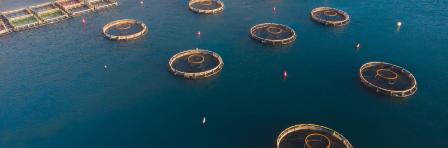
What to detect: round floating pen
<box><xmin>311</xmin><ymin>7</ymin><xmax>350</xmax><ymax>26</ymax></box>
<box><xmin>359</xmin><ymin>62</ymin><xmax>417</xmax><ymax>98</ymax></box>
<box><xmin>277</xmin><ymin>124</ymin><xmax>353</xmax><ymax>148</ymax></box>
<box><xmin>168</xmin><ymin>48</ymin><xmax>224</xmax><ymax>79</ymax></box>
<box><xmin>250</xmin><ymin>23</ymin><xmax>296</xmax><ymax>45</ymax></box>
<box><xmin>188</xmin><ymin>0</ymin><xmax>224</xmax><ymax>14</ymax></box>
<box><xmin>103</xmin><ymin>19</ymin><xmax>148</xmax><ymax>41</ymax></box>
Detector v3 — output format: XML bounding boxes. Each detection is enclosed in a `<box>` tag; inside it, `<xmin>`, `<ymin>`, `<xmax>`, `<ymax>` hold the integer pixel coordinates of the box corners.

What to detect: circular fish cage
<box><xmin>277</xmin><ymin>124</ymin><xmax>353</xmax><ymax>148</ymax></box>
<box><xmin>188</xmin><ymin>0</ymin><xmax>224</xmax><ymax>14</ymax></box>
<box><xmin>168</xmin><ymin>48</ymin><xmax>224</xmax><ymax>79</ymax></box>
<box><xmin>250</xmin><ymin>23</ymin><xmax>296</xmax><ymax>45</ymax></box>
<box><xmin>311</xmin><ymin>7</ymin><xmax>350</xmax><ymax>26</ymax></box>
<box><xmin>103</xmin><ymin>19</ymin><xmax>148</xmax><ymax>41</ymax></box>
<box><xmin>359</xmin><ymin>62</ymin><xmax>417</xmax><ymax>98</ymax></box>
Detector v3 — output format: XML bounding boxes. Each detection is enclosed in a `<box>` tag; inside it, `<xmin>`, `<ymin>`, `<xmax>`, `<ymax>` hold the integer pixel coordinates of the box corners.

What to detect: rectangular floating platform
<box><xmin>30</xmin><ymin>2</ymin><xmax>70</xmax><ymax>25</ymax></box>
<box><xmin>55</xmin><ymin>0</ymin><xmax>94</xmax><ymax>17</ymax></box>
<box><xmin>0</xmin><ymin>0</ymin><xmax>118</xmax><ymax>36</ymax></box>
<box><xmin>1</xmin><ymin>8</ymin><xmax>42</xmax><ymax>31</ymax></box>
<box><xmin>86</xmin><ymin>0</ymin><xmax>119</xmax><ymax>11</ymax></box>
<box><xmin>0</xmin><ymin>18</ymin><xmax>11</xmax><ymax>36</ymax></box>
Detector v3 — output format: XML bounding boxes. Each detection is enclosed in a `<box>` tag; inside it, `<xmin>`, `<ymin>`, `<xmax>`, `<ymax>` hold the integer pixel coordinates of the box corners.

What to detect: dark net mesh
<box><xmin>312</xmin><ymin>9</ymin><xmax>347</xmax><ymax>22</ymax></box>
<box><xmin>253</xmin><ymin>24</ymin><xmax>294</xmax><ymax>40</ymax></box>
<box><xmin>172</xmin><ymin>53</ymin><xmax>219</xmax><ymax>73</ymax></box>
<box><xmin>5</xmin><ymin>10</ymin><xmax>29</xmax><ymax>18</ymax></box>
<box><xmin>190</xmin><ymin>1</ymin><xmax>222</xmax><ymax>10</ymax></box>
<box><xmin>106</xmin><ymin>22</ymin><xmax>144</xmax><ymax>36</ymax></box>
<box><xmin>59</xmin><ymin>0</ymin><xmax>82</xmax><ymax>7</ymax></box>
<box><xmin>361</xmin><ymin>64</ymin><xmax>414</xmax><ymax>91</ymax></box>
<box><xmin>70</xmin><ymin>5</ymin><xmax>90</xmax><ymax>13</ymax></box>
<box><xmin>33</xmin><ymin>4</ymin><xmax>56</xmax><ymax>13</ymax></box>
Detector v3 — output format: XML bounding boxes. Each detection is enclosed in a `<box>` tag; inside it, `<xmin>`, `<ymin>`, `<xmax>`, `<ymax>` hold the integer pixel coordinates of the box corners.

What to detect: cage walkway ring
<box><xmin>250</xmin><ymin>23</ymin><xmax>296</xmax><ymax>45</ymax></box>
<box><xmin>311</xmin><ymin>7</ymin><xmax>350</xmax><ymax>26</ymax></box>
<box><xmin>103</xmin><ymin>19</ymin><xmax>148</xmax><ymax>41</ymax></box>
<box><xmin>188</xmin><ymin>0</ymin><xmax>225</xmax><ymax>14</ymax></box>
<box><xmin>359</xmin><ymin>62</ymin><xmax>418</xmax><ymax>98</ymax></box>
<box><xmin>276</xmin><ymin>124</ymin><xmax>353</xmax><ymax>148</ymax></box>
<box><xmin>169</xmin><ymin>48</ymin><xmax>224</xmax><ymax>79</ymax></box>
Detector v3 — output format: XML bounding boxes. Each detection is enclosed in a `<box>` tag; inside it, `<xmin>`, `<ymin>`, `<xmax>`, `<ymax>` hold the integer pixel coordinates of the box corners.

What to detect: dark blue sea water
<box><xmin>1</xmin><ymin>0</ymin><xmax>447</xmax><ymax>147</ymax></box>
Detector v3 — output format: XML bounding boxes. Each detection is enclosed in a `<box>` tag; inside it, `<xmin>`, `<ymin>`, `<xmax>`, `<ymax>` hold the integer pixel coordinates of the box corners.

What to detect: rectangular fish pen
<box><xmin>86</xmin><ymin>0</ymin><xmax>119</xmax><ymax>11</ymax></box>
<box><xmin>1</xmin><ymin>8</ymin><xmax>41</xmax><ymax>31</ymax></box>
<box><xmin>0</xmin><ymin>18</ymin><xmax>11</xmax><ymax>36</ymax></box>
<box><xmin>30</xmin><ymin>2</ymin><xmax>70</xmax><ymax>25</ymax></box>
<box><xmin>55</xmin><ymin>0</ymin><xmax>94</xmax><ymax>17</ymax></box>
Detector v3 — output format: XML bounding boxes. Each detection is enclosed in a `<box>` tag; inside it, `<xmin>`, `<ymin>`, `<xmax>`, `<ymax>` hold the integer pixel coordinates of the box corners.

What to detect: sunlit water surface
<box><xmin>1</xmin><ymin>0</ymin><xmax>447</xmax><ymax>147</ymax></box>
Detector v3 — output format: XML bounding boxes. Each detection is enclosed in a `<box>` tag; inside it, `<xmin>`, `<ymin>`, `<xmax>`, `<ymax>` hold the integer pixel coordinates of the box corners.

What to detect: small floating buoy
<box><xmin>196</xmin><ymin>31</ymin><xmax>201</xmax><ymax>38</ymax></box>
<box><xmin>355</xmin><ymin>43</ymin><xmax>361</xmax><ymax>49</ymax></box>
<box><xmin>104</xmin><ymin>65</ymin><xmax>107</xmax><ymax>69</ymax></box>
<box><xmin>82</xmin><ymin>18</ymin><xmax>86</xmax><ymax>24</ymax></box>
<box><xmin>140</xmin><ymin>0</ymin><xmax>144</xmax><ymax>5</ymax></box>
<box><xmin>396</xmin><ymin>21</ymin><xmax>402</xmax><ymax>27</ymax></box>
<box><xmin>202</xmin><ymin>117</ymin><xmax>206</xmax><ymax>124</ymax></box>
<box><xmin>283</xmin><ymin>70</ymin><xmax>288</xmax><ymax>79</ymax></box>
<box><xmin>272</xmin><ymin>7</ymin><xmax>277</xmax><ymax>13</ymax></box>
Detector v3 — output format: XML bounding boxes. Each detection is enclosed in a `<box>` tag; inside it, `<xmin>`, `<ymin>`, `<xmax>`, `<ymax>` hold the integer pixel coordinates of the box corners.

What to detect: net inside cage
<box><xmin>33</xmin><ymin>5</ymin><xmax>57</xmax><ymax>13</ymax></box>
<box><xmin>190</xmin><ymin>0</ymin><xmax>223</xmax><ymax>10</ymax></box>
<box><xmin>171</xmin><ymin>53</ymin><xmax>220</xmax><ymax>73</ymax></box>
<box><xmin>312</xmin><ymin>9</ymin><xmax>348</xmax><ymax>22</ymax></box>
<box><xmin>279</xmin><ymin>131</ymin><xmax>348</xmax><ymax>148</ymax></box>
<box><xmin>70</xmin><ymin>5</ymin><xmax>90</xmax><ymax>12</ymax></box>
<box><xmin>5</xmin><ymin>10</ymin><xmax>30</xmax><ymax>18</ymax></box>
<box><xmin>106</xmin><ymin>22</ymin><xmax>144</xmax><ymax>36</ymax></box>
